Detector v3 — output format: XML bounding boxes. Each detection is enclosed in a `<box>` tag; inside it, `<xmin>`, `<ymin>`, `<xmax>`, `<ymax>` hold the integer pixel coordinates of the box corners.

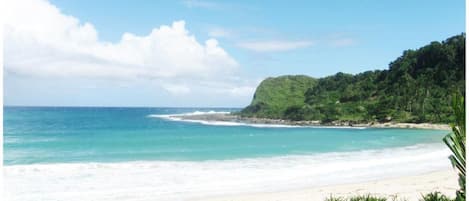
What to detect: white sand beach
<box><xmin>197</xmin><ymin>170</ymin><xmax>458</xmax><ymax>201</ymax></box>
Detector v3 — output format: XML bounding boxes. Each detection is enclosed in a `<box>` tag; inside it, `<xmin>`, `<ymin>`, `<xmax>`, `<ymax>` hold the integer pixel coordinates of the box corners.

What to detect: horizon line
<box><xmin>3</xmin><ymin>105</ymin><xmax>244</xmax><ymax>109</ymax></box>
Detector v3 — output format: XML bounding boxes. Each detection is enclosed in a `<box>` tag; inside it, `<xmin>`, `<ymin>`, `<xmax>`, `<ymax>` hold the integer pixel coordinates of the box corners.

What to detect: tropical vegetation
<box><xmin>324</xmin><ymin>192</ymin><xmax>453</xmax><ymax>201</ymax></box>
<box><xmin>240</xmin><ymin>34</ymin><xmax>465</xmax><ymax>124</ymax></box>
<box><xmin>323</xmin><ymin>94</ymin><xmax>466</xmax><ymax>201</ymax></box>
<box><xmin>443</xmin><ymin>93</ymin><xmax>465</xmax><ymax>200</ymax></box>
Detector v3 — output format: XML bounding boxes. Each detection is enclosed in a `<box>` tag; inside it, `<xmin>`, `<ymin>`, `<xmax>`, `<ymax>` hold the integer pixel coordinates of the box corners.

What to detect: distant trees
<box><xmin>241</xmin><ymin>34</ymin><xmax>465</xmax><ymax>124</ymax></box>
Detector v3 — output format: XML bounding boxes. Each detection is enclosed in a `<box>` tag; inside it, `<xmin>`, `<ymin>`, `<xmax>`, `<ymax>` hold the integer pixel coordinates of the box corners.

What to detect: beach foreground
<box><xmin>196</xmin><ymin>170</ymin><xmax>458</xmax><ymax>201</ymax></box>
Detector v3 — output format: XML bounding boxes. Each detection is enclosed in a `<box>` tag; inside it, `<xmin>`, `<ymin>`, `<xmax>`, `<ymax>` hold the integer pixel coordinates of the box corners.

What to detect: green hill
<box><xmin>241</xmin><ymin>75</ymin><xmax>317</xmax><ymax>119</ymax></box>
<box><xmin>240</xmin><ymin>34</ymin><xmax>465</xmax><ymax>123</ymax></box>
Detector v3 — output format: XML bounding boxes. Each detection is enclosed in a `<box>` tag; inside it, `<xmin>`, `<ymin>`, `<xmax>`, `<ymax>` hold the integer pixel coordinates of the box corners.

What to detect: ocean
<box><xmin>3</xmin><ymin>106</ymin><xmax>453</xmax><ymax>201</ymax></box>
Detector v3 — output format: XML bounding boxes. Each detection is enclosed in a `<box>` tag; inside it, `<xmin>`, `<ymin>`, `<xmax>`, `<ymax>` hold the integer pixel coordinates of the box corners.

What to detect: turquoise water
<box><xmin>4</xmin><ymin>106</ymin><xmax>454</xmax><ymax>201</ymax></box>
<box><xmin>4</xmin><ymin>106</ymin><xmax>447</xmax><ymax>165</ymax></box>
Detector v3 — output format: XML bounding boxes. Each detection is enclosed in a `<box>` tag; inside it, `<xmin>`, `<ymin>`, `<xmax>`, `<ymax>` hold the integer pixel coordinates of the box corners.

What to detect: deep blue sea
<box><xmin>3</xmin><ymin>106</ymin><xmax>453</xmax><ymax>201</ymax></box>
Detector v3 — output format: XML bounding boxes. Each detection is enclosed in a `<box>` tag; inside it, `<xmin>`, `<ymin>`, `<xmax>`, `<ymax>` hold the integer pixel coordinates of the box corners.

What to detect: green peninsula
<box><xmin>240</xmin><ymin>34</ymin><xmax>465</xmax><ymax>124</ymax></box>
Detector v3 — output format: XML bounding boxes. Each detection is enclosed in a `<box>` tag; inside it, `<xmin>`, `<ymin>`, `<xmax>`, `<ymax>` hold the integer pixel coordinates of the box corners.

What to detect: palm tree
<box><xmin>443</xmin><ymin>93</ymin><xmax>465</xmax><ymax>200</ymax></box>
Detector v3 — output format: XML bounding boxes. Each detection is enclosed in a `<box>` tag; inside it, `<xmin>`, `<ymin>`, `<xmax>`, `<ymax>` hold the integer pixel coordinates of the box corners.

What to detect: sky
<box><xmin>3</xmin><ymin>0</ymin><xmax>466</xmax><ymax>107</ymax></box>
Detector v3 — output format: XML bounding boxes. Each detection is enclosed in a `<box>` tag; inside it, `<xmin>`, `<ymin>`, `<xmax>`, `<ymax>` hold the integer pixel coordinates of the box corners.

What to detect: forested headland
<box><xmin>240</xmin><ymin>34</ymin><xmax>465</xmax><ymax>124</ymax></box>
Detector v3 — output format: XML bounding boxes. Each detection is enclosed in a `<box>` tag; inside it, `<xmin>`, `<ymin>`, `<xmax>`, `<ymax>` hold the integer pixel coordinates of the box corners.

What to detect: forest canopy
<box><xmin>240</xmin><ymin>34</ymin><xmax>465</xmax><ymax>124</ymax></box>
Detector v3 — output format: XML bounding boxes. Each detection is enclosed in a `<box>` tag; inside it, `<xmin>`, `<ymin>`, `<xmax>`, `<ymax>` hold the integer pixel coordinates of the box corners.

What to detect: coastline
<box><xmin>171</xmin><ymin>113</ymin><xmax>451</xmax><ymax>130</ymax></box>
<box><xmin>195</xmin><ymin>170</ymin><xmax>458</xmax><ymax>201</ymax></box>
<box><xmin>5</xmin><ymin>142</ymin><xmax>453</xmax><ymax>201</ymax></box>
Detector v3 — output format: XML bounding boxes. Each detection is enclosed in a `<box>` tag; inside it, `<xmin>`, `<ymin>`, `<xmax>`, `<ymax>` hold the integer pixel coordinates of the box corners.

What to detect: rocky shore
<box><xmin>174</xmin><ymin>113</ymin><xmax>450</xmax><ymax>130</ymax></box>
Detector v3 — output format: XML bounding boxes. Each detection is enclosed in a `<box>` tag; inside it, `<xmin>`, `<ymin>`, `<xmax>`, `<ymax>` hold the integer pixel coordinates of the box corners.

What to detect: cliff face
<box><xmin>241</xmin><ymin>34</ymin><xmax>465</xmax><ymax>123</ymax></box>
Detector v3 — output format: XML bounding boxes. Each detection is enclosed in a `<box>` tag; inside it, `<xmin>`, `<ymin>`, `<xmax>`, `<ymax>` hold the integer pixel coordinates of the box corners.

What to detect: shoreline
<box><xmin>5</xmin><ymin>140</ymin><xmax>454</xmax><ymax>201</ymax></box>
<box><xmin>172</xmin><ymin>113</ymin><xmax>451</xmax><ymax>130</ymax></box>
<box><xmin>194</xmin><ymin>170</ymin><xmax>458</xmax><ymax>201</ymax></box>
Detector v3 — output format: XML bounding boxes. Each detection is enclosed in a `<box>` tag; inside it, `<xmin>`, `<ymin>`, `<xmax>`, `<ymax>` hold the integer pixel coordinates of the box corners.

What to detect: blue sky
<box><xmin>4</xmin><ymin>0</ymin><xmax>466</xmax><ymax>107</ymax></box>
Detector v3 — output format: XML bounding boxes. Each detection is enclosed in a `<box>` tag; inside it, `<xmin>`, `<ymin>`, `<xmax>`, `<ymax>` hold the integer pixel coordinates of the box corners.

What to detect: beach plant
<box><xmin>325</xmin><ymin>195</ymin><xmax>346</xmax><ymax>201</ymax></box>
<box><xmin>324</xmin><ymin>195</ymin><xmax>387</xmax><ymax>201</ymax></box>
<box><xmin>348</xmin><ymin>195</ymin><xmax>387</xmax><ymax>201</ymax></box>
<box><xmin>420</xmin><ymin>192</ymin><xmax>452</xmax><ymax>201</ymax></box>
<box><xmin>325</xmin><ymin>193</ymin><xmax>459</xmax><ymax>201</ymax></box>
<box><xmin>389</xmin><ymin>194</ymin><xmax>408</xmax><ymax>201</ymax></box>
<box><xmin>443</xmin><ymin>93</ymin><xmax>465</xmax><ymax>200</ymax></box>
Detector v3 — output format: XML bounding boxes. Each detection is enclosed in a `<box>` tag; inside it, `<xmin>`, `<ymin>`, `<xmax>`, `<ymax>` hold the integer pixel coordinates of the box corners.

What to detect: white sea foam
<box><xmin>148</xmin><ymin>110</ymin><xmax>231</xmax><ymax>118</ymax></box>
<box><xmin>4</xmin><ymin>143</ymin><xmax>452</xmax><ymax>201</ymax></box>
<box><xmin>148</xmin><ymin>111</ymin><xmax>366</xmax><ymax>129</ymax></box>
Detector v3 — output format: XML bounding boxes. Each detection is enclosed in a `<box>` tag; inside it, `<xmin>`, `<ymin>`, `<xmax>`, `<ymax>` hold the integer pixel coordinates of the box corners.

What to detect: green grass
<box><xmin>241</xmin><ymin>75</ymin><xmax>317</xmax><ymax>119</ymax></box>
<box><xmin>324</xmin><ymin>192</ymin><xmax>455</xmax><ymax>201</ymax></box>
<box><xmin>349</xmin><ymin>195</ymin><xmax>387</xmax><ymax>201</ymax></box>
<box><xmin>324</xmin><ymin>195</ymin><xmax>389</xmax><ymax>201</ymax></box>
<box><xmin>420</xmin><ymin>192</ymin><xmax>452</xmax><ymax>201</ymax></box>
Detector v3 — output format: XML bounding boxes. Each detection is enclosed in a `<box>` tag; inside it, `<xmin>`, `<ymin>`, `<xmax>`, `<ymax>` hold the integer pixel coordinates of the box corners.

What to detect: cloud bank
<box><xmin>4</xmin><ymin>0</ymin><xmax>257</xmax><ymax>99</ymax></box>
<box><xmin>4</xmin><ymin>0</ymin><xmax>237</xmax><ymax>80</ymax></box>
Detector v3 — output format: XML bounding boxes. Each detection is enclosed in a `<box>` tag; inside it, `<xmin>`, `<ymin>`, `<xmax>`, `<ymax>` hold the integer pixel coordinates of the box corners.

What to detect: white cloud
<box><xmin>4</xmin><ymin>0</ymin><xmax>238</xmax><ymax>81</ymax></box>
<box><xmin>3</xmin><ymin>0</ymin><xmax>262</xmax><ymax>107</ymax></box>
<box><xmin>237</xmin><ymin>40</ymin><xmax>313</xmax><ymax>52</ymax></box>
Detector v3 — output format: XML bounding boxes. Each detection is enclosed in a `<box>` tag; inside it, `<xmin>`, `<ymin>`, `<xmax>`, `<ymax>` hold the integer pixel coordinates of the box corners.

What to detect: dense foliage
<box><xmin>241</xmin><ymin>34</ymin><xmax>465</xmax><ymax>124</ymax></box>
<box><xmin>241</xmin><ymin>75</ymin><xmax>317</xmax><ymax>119</ymax></box>
<box><xmin>443</xmin><ymin>94</ymin><xmax>466</xmax><ymax>200</ymax></box>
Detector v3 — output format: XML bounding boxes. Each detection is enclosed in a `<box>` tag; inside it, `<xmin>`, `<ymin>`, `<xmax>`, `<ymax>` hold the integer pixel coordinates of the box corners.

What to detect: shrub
<box><xmin>420</xmin><ymin>192</ymin><xmax>452</xmax><ymax>201</ymax></box>
<box><xmin>349</xmin><ymin>195</ymin><xmax>387</xmax><ymax>201</ymax></box>
<box><xmin>443</xmin><ymin>93</ymin><xmax>465</xmax><ymax>200</ymax></box>
<box><xmin>324</xmin><ymin>194</ymin><xmax>388</xmax><ymax>201</ymax></box>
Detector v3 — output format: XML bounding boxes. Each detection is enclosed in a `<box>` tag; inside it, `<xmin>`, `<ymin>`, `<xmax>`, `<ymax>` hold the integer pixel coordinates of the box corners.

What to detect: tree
<box><xmin>240</xmin><ymin>34</ymin><xmax>465</xmax><ymax>124</ymax></box>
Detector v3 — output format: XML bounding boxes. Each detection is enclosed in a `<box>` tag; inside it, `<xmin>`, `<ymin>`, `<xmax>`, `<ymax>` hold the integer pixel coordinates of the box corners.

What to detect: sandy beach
<box><xmin>196</xmin><ymin>170</ymin><xmax>458</xmax><ymax>201</ymax></box>
<box><xmin>150</xmin><ymin>112</ymin><xmax>457</xmax><ymax>201</ymax></box>
<box><xmin>171</xmin><ymin>113</ymin><xmax>451</xmax><ymax>130</ymax></box>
